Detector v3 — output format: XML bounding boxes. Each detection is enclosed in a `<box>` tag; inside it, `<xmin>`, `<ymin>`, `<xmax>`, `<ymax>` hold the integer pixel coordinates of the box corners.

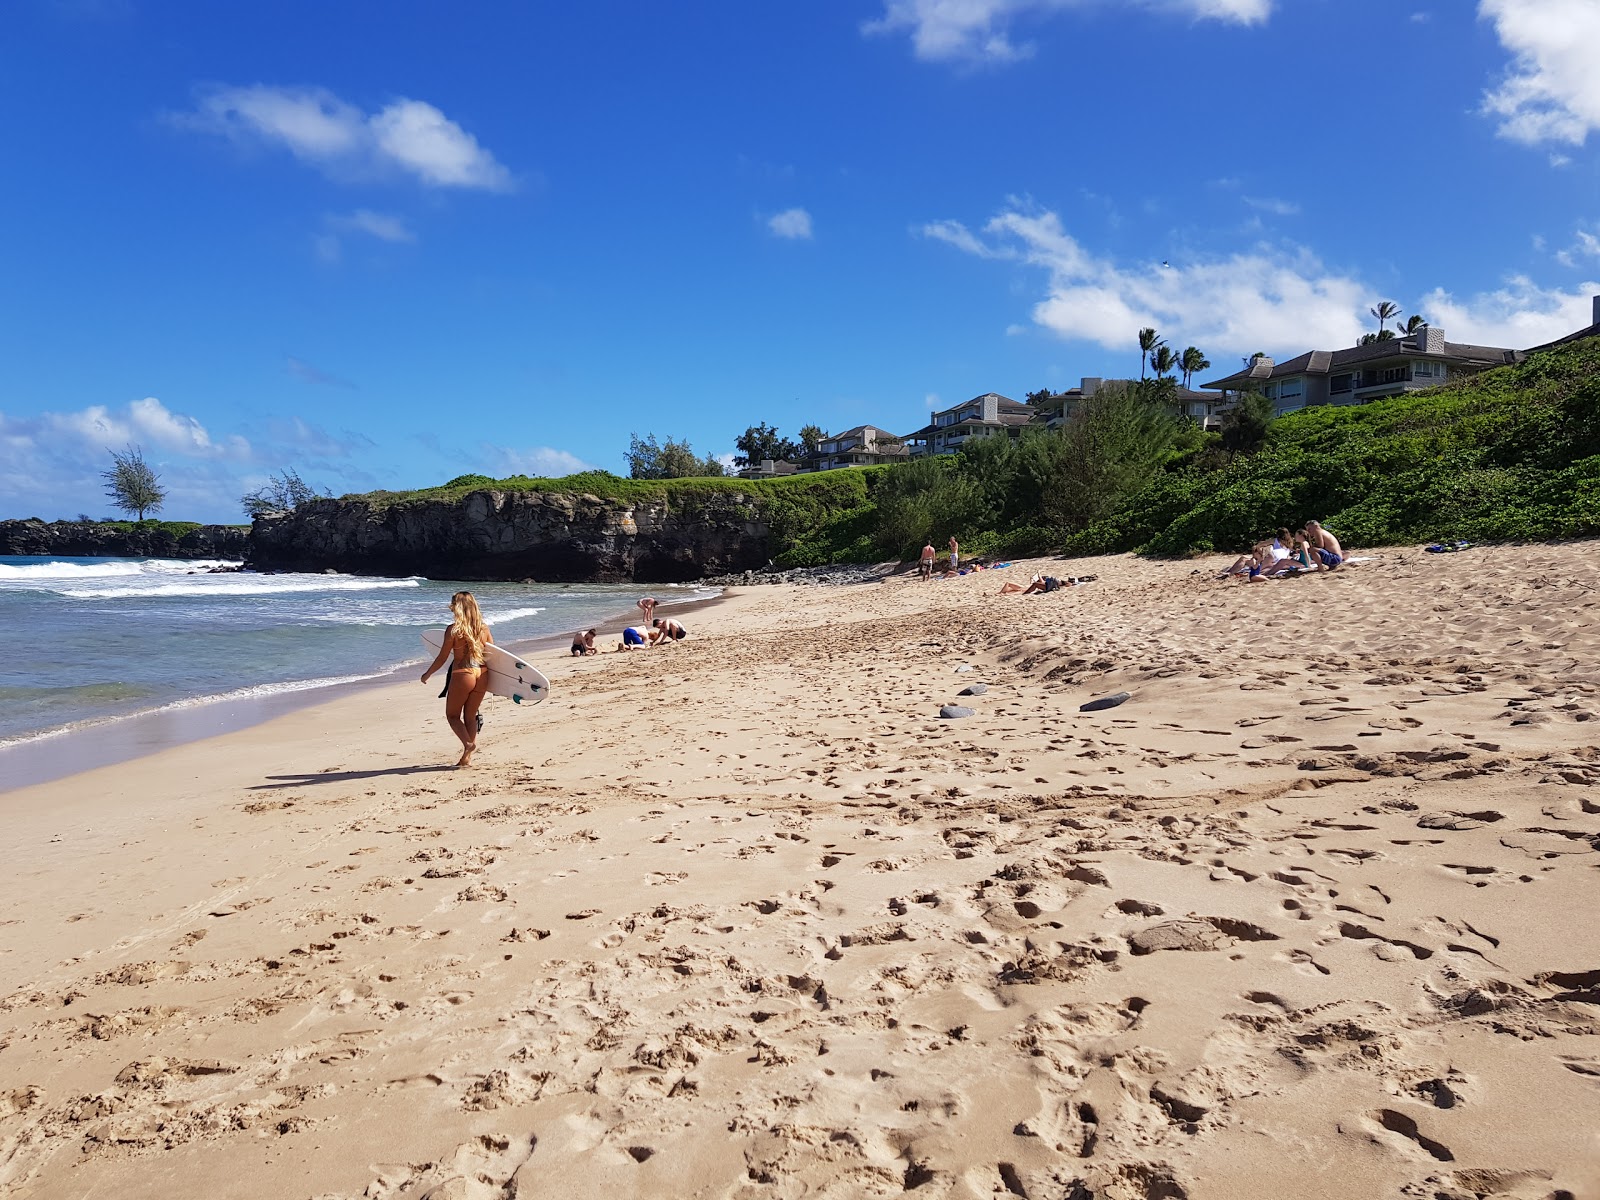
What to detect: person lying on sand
<box><xmin>999</xmin><ymin>574</ymin><xmax>1061</xmax><ymax>595</ymax></box>
<box><xmin>570</xmin><ymin>628</ymin><xmax>598</xmax><ymax>656</ymax></box>
<box><xmin>1306</xmin><ymin>520</ymin><xmax>1344</xmax><ymax>570</ymax></box>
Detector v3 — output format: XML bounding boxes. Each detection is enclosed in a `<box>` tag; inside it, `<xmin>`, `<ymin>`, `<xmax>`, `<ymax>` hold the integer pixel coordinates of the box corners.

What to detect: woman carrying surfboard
<box><xmin>420</xmin><ymin>590</ymin><xmax>493</xmax><ymax>768</ymax></box>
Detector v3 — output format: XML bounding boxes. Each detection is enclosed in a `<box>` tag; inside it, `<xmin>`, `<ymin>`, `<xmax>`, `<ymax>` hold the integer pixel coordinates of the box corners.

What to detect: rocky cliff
<box><xmin>0</xmin><ymin>519</ymin><xmax>250</xmax><ymax>560</ymax></box>
<box><xmin>247</xmin><ymin>489</ymin><xmax>774</xmax><ymax>582</ymax></box>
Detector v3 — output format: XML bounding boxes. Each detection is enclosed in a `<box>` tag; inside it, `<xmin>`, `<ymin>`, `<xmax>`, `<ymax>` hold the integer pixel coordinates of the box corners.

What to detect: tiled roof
<box><xmin>1201</xmin><ymin>333</ymin><xmax>1519</xmax><ymax>389</ymax></box>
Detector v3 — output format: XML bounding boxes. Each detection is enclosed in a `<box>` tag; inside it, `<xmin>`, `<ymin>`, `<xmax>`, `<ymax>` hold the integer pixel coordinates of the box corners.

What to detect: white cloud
<box><xmin>328</xmin><ymin>209</ymin><xmax>416</xmax><ymax>243</ymax></box>
<box><xmin>1420</xmin><ymin>275</ymin><xmax>1600</xmax><ymax>345</ymax></box>
<box><xmin>1243</xmin><ymin>195</ymin><xmax>1300</xmax><ymax>216</ymax></box>
<box><xmin>767</xmin><ymin>208</ymin><xmax>814</xmax><ymax>239</ymax></box>
<box><xmin>0</xmin><ymin>398</ymin><xmax>259</xmax><ymax>521</ymax></box>
<box><xmin>486</xmin><ymin>446</ymin><xmax>595</xmax><ymax>478</ymax></box>
<box><xmin>923</xmin><ymin>205</ymin><xmax>1370</xmax><ymax>356</ymax></box>
<box><xmin>716</xmin><ymin>452</ymin><xmax>739</xmax><ymax>473</ymax></box>
<box><xmin>925</xmin><ymin>392</ymin><xmax>943</xmax><ymax>409</ymax></box>
<box><xmin>180</xmin><ymin>85</ymin><xmax>512</xmax><ymax>190</ymax></box>
<box><xmin>46</xmin><ymin>397</ymin><xmax>251</xmax><ymax>460</ymax></box>
<box><xmin>864</xmin><ymin>0</ymin><xmax>1272</xmax><ymax>64</ymax></box>
<box><xmin>1480</xmin><ymin>0</ymin><xmax>1600</xmax><ymax>146</ymax></box>
<box><xmin>1554</xmin><ymin>227</ymin><xmax>1600</xmax><ymax>268</ymax></box>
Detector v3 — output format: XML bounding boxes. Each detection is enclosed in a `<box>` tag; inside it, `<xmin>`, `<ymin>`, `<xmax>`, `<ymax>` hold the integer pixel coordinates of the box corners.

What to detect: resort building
<box><xmin>1200</xmin><ymin>326</ymin><xmax>1521</xmax><ymax>416</ymax></box>
<box><xmin>735</xmin><ymin>458</ymin><xmax>800</xmax><ymax>480</ymax></box>
<box><xmin>797</xmin><ymin>425</ymin><xmax>910</xmax><ymax>472</ymax></box>
<box><xmin>901</xmin><ymin>393</ymin><xmax>1034</xmax><ymax>458</ymax></box>
<box><xmin>1030</xmin><ymin>378</ymin><xmax>1233</xmax><ymax>431</ymax></box>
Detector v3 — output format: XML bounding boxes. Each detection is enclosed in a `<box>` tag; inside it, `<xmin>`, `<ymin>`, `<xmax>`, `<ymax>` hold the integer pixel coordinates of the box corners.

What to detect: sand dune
<box><xmin>2</xmin><ymin>545</ymin><xmax>1599</xmax><ymax>1199</ymax></box>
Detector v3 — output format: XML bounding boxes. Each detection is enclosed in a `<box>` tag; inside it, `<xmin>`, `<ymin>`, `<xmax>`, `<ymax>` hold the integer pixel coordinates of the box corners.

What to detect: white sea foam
<box><xmin>54</xmin><ymin>576</ymin><xmax>423</xmax><ymax>600</ymax></box>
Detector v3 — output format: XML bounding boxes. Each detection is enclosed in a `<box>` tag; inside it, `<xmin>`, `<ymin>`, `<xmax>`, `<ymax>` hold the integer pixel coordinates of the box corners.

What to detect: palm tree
<box><xmin>1369</xmin><ymin>300</ymin><xmax>1401</xmax><ymax>337</ymax></box>
<box><xmin>1137</xmin><ymin>327</ymin><xmax>1163</xmax><ymax>380</ymax></box>
<box><xmin>1149</xmin><ymin>344</ymin><xmax>1178</xmax><ymax>380</ymax></box>
<box><xmin>1400</xmin><ymin>314</ymin><xmax>1425</xmax><ymax>335</ymax></box>
<box><xmin>1179</xmin><ymin>346</ymin><xmax>1210</xmax><ymax>389</ymax></box>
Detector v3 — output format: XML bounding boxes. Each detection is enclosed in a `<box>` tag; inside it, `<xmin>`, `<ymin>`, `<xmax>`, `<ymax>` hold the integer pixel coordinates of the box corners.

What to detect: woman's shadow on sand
<box><xmin>249</xmin><ymin>765</ymin><xmax>456</xmax><ymax>790</ymax></box>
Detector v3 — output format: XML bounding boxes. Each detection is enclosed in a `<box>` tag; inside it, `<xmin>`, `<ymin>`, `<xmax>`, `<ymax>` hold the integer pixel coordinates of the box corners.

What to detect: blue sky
<box><xmin>2</xmin><ymin>0</ymin><xmax>1597</xmax><ymax>522</ymax></box>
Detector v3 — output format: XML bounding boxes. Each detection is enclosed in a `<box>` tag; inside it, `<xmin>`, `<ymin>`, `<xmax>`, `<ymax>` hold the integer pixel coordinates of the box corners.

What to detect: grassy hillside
<box><xmin>1075</xmin><ymin>335</ymin><xmax>1600</xmax><ymax>556</ymax></box>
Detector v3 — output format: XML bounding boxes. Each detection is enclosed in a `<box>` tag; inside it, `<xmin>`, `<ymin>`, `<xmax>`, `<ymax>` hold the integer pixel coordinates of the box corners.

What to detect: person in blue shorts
<box><xmin>618</xmin><ymin>625</ymin><xmax>649</xmax><ymax>650</ymax></box>
<box><xmin>1306</xmin><ymin>520</ymin><xmax>1343</xmax><ymax>570</ymax></box>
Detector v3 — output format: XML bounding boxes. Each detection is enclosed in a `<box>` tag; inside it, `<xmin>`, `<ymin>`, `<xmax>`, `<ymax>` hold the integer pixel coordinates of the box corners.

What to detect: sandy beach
<box><xmin>3</xmin><ymin>544</ymin><xmax>1599</xmax><ymax>1200</ymax></box>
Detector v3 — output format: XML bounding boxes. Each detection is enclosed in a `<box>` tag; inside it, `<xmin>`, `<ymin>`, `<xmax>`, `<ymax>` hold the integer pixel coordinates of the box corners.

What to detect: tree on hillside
<box><xmin>102</xmin><ymin>445</ymin><xmax>165</xmax><ymax>520</ymax></box>
<box><xmin>1137</xmin><ymin>327</ymin><xmax>1164</xmax><ymax>380</ymax></box>
<box><xmin>1024</xmin><ymin>387</ymin><xmax>1056</xmax><ymax>407</ymax></box>
<box><xmin>1149</xmin><ymin>344</ymin><xmax>1178</xmax><ymax>381</ymax></box>
<box><xmin>1358</xmin><ymin>330</ymin><xmax>1397</xmax><ymax>346</ymax></box>
<box><xmin>1180</xmin><ymin>346</ymin><xmax>1211</xmax><ymax>390</ymax></box>
<box><xmin>627</xmin><ymin>433</ymin><xmax>725</xmax><ymax>479</ymax></box>
<box><xmin>1046</xmin><ymin>381</ymin><xmax>1178</xmax><ymax>532</ymax></box>
<box><xmin>242</xmin><ymin>468</ymin><xmax>330</xmax><ymax>517</ymax></box>
<box><xmin>1220</xmin><ymin>390</ymin><xmax>1275</xmax><ymax>456</ymax></box>
<box><xmin>798</xmin><ymin>424</ymin><xmax>825</xmax><ymax>456</ymax></box>
<box><xmin>732</xmin><ymin>422</ymin><xmax>800</xmax><ymax>468</ymax></box>
<box><xmin>1369</xmin><ymin>300</ymin><xmax>1401</xmax><ymax>337</ymax></box>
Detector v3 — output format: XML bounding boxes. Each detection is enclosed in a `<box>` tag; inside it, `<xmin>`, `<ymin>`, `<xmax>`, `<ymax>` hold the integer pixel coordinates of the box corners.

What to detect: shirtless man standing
<box><xmin>947</xmin><ymin>536</ymin><xmax>960</xmax><ymax>575</ymax></box>
<box><xmin>918</xmin><ymin>542</ymin><xmax>936</xmax><ymax>581</ymax></box>
<box><xmin>1305</xmin><ymin>520</ymin><xmax>1343</xmax><ymax>570</ymax></box>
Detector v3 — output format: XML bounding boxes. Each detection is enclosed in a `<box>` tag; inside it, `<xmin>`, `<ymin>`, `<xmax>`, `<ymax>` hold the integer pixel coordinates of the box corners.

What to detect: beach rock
<box><xmin>940</xmin><ymin>706</ymin><xmax>976</xmax><ymax>719</ymax></box>
<box><xmin>954</xmin><ymin>665</ymin><xmax>976</xmax><ymax>674</ymax></box>
<box><xmin>1079</xmin><ymin>691</ymin><xmax>1131</xmax><ymax>713</ymax></box>
<box><xmin>957</xmin><ymin>684</ymin><xmax>988</xmax><ymax>696</ymax></box>
<box><xmin>1128</xmin><ymin>920</ymin><xmax>1225</xmax><ymax>956</ymax></box>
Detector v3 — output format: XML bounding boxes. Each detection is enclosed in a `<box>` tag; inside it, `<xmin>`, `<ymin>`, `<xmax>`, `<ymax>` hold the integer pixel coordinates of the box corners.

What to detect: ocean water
<box><xmin>0</xmin><ymin>556</ymin><xmax>713</xmax><ymax>748</ymax></box>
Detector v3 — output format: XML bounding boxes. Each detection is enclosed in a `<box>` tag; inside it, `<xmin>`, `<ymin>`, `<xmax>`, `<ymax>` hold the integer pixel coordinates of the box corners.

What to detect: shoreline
<box><xmin>0</xmin><ymin>588</ymin><xmax>728</xmax><ymax>792</ymax></box>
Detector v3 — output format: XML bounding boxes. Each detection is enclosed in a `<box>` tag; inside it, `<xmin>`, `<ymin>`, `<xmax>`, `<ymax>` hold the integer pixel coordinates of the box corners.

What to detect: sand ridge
<box><xmin>1</xmin><ymin>545</ymin><xmax>1599</xmax><ymax>1198</ymax></box>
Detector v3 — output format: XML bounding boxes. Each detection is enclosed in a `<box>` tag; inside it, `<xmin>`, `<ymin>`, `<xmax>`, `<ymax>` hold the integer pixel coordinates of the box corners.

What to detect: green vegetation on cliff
<box><xmin>343</xmin><ymin>336</ymin><xmax>1600</xmax><ymax>566</ymax></box>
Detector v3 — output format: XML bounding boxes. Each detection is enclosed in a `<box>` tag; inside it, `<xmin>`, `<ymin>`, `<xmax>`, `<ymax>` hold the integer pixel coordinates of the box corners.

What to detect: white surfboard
<box><xmin>422</xmin><ymin>629</ymin><xmax>550</xmax><ymax>707</ymax></box>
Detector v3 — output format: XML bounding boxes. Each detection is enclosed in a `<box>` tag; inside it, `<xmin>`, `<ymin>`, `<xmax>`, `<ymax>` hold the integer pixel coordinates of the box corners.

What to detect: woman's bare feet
<box><xmin>456</xmin><ymin>742</ymin><xmax>476</xmax><ymax>769</ymax></box>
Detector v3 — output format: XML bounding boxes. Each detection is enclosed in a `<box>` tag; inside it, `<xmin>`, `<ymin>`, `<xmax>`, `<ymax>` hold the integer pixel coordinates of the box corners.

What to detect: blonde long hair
<box><xmin>449</xmin><ymin>591</ymin><xmax>489</xmax><ymax>664</ymax></box>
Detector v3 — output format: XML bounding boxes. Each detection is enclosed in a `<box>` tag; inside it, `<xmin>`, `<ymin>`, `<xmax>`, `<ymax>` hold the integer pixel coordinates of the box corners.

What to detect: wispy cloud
<box><xmin>484</xmin><ymin>445</ymin><xmax>595</xmax><ymax>478</ymax></box>
<box><xmin>176</xmin><ymin>85</ymin><xmax>513</xmax><ymax>190</ymax></box>
<box><xmin>767</xmin><ymin>208</ymin><xmax>814</xmax><ymax>240</ymax></box>
<box><xmin>327</xmin><ymin>209</ymin><xmax>415</xmax><ymax>243</ymax></box>
<box><xmin>1553</xmin><ymin>226</ymin><xmax>1600</xmax><ymax>268</ymax></box>
<box><xmin>267</xmin><ymin>416</ymin><xmax>374</xmax><ymax>459</ymax></box>
<box><xmin>0</xmin><ymin>398</ymin><xmax>256</xmax><ymax>521</ymax></box>
<box><xmin>1243</xmin><ymin>195</ymin><xmax>1300</xmax><ymax>216</ymax></box>
<box><xmin>1421</xmin><ymin>275</ymin><xmax>1600</xmax><ymax>345</ymax></box>
<box><xmin>285</xmin><ymin>356</ymin><xmax>357</xmax><ymax>389</ymax></box>
<box><xmin>922</xmin><ymin>204</ymin><xmax>1371</xmax><ymax>356</ymax></box>
<box><xmin>864</xmin><ymin>0</ymin><xmax>1273</xmax><ymax>65</ymax></box>
<box><xmin>1480</xmin><ymin>0</ymin><xmax>1600</xmax><ymax>147</ymax></box>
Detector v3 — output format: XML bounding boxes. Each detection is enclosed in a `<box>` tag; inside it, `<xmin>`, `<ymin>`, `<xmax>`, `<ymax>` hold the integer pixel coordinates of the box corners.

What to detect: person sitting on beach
<box><xmin>1305</xmin><ymin>520</ymin><xmax>1344</xmax><ymax>570</ymax></box>
<box><xmin>652</xmin><ymin>617</ymin><xmax>687</xmax><ymax>643</ymax></box>
<box><xmin>420</xmin><ymin>590</ymin><xmax>493</xmax><ymax>769</ymax></box>
<box><xmin>618</xmin><ymin>625</ymin><xmax>652</xmax><ymax>651</ymax></box>
<box><xmin>637</xmin><ymin>596</ymin><xmax>659</xmax><ymax>625</ymax></box>
<box><xmin>570</xmin><ymin>628</ymin><xmax>598</xmax><ymax>656</ymax></box>
<box><xmin>918</xmin><ymin>542</ymin><xmax>936</xmax><ymax>582</ymax></box>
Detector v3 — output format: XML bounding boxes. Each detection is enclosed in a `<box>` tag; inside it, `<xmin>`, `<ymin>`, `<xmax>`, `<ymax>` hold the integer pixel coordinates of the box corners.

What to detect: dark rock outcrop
<box><xmin>248</xmin><ymin>490</ymin><xmax>773</xmax><ymax>582</ymax></box>
<box><xmin>0</xmin><ymin>519</ymin><xmax>249</xmax><ymax>561</ymax></box>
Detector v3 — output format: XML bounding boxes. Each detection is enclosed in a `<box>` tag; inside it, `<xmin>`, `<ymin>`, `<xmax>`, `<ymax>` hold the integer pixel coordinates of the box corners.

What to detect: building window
<box><xmin>1413</xmin><ymin>360</ymin><xmax>1437</xmax><ymax>378</ymax></box>
<box><xmin>1330</xmin><ymin>373</ymin><xmax>1353</xmax><ymax>393</ymax></box>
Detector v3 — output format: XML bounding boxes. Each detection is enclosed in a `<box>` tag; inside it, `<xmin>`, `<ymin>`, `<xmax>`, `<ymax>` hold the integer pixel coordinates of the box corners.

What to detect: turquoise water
<box><xmin>0</xmin><ymin>556</ymin><xmax>712</xmax><ymax>747</ymax></box>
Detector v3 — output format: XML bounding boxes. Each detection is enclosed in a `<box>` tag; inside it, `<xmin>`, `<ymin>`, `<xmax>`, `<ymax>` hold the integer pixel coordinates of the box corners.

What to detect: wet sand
<box><xmin>2</xmin><ymin>545</ymin><xmax>1598</xmax><ymax>1199</ymax></box>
